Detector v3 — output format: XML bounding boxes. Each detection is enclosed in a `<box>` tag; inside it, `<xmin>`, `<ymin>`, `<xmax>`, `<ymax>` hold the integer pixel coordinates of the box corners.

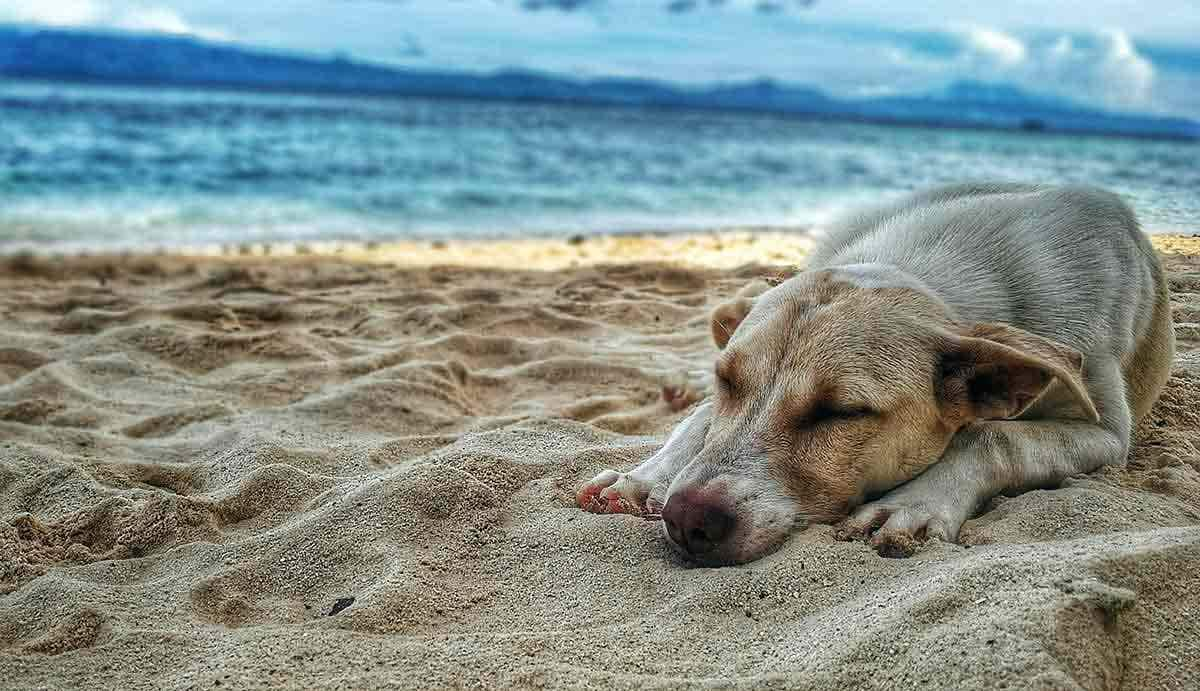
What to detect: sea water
<box><xmin>1</xmin><ymin>80</ymin><xmax>1197</xmax><ymax>252</ymax></box>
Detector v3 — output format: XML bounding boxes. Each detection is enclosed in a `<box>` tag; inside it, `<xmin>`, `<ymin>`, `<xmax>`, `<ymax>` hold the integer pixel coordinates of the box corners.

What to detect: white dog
<box><xmin>578</xmin><ymin>184</ymin><xmax>1174</xmax><ymax>565</ymax></box>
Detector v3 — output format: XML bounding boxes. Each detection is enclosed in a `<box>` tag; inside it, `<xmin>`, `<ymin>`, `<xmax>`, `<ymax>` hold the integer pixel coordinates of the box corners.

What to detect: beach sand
<box><xmin>1</xmin><ymin>231</ymin><xmax>1199</xmax><ymax>689</ymax></box>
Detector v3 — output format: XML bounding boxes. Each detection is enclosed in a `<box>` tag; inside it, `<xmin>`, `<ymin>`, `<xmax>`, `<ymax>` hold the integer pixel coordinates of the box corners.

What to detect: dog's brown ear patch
<box><xmin>710</xmin><ymin>279</ymin><xmax>773</xmax><ymax>349</ymax></box>
<box><xmin>710</xmin><ymin>298</ymin><xmax>753</xmax><ymax>349</ymax></box>
<box><xmin>937</xmin><ymin>323</ymin><xmax>1099</xmax><ymax>425</ymax></box>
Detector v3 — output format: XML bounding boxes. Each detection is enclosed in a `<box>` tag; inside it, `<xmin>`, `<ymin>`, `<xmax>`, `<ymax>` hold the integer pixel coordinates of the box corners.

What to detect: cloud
<box><xmin>0</xmin><ymin>0</ymin><xmax>103</xmax><ymax>26</ymax></box>
<box><xmin>941</xmin><ymin>26</ymin><xmax>1157</xmax><ymax>111</ymax></box>
<box><xmin>514</xmin><ymin>0</ymin><xmax>815</xmax><ymax>13</ymax></box>
<box><xmin>1035</xmin><ymin>30</ymin><xmax>1155</xmax><ymax>109</ymax></box>
<box><xmin>398</xmin><ymin>33</ymin><xmax>425</xmax><ymax>58</ymax></box>
<box><xmin>752</xmin><ymin>0</ymin><xmax>815</xmax><ymax>14</ymax></box>
<box><xmin>115</xmin><ymin>6</ymin><xmax>191</xmax><ymax>33</ymax></box>
<box><xmin>958</xmin><ymin>26</ymin><xmax>1026</xmax><ymax>66</ymax></box>
<box><xmin>0</xmin><ymin>1</ymin><xmax>231</xmax><ymax>41</ymax></box>
<box><xmin>115</xmin><ymin>6</ymin><xmax>228</xmax><ymax>40</ymax></box>
<box><xmin>519</xmin><ymin>0</ymin><xmax>598</xmax><ymax>10</ymax></box>
<box><xmin>665</xmin><ymin>0</ymin><xmax>698</xmax><ymax>12</ymax></box>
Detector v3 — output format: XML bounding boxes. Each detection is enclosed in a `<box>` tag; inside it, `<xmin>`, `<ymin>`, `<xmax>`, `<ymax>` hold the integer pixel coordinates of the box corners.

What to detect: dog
<box><xmin>576</xmin><ymin>183</ymin><xmax>1174</xmax><ymax>565</ymax></box>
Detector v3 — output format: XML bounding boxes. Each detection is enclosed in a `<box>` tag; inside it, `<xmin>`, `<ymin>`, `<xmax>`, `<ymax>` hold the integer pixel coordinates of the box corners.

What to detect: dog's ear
<box><xmin>936</xmin><ymin>323</ymin><xmax>1099</xmax><ymax>425</ymax></box>
<box><xmin>710</xmin><ymin>298</ymin><xmax>753</xmax><ymax>349</ymax></box>
<box><xmin>710</xmin><ymin>279</ymin><xmax>772</xmax><ymax>349</ymax></box>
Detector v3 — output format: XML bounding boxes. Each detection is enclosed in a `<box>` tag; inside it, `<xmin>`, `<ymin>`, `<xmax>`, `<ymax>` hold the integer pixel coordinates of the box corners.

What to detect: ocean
<box><xmin>1</xmin><ymin>80</ymin><xmax>1197</xmax><ymax>253</ymax></box>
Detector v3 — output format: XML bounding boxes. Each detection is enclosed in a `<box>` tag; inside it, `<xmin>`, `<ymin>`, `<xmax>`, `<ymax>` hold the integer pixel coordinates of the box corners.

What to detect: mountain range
<box><xmin>1</xmin><ymin>26</ymin><xmax>1196</xmax><ymax>140</ymax></box>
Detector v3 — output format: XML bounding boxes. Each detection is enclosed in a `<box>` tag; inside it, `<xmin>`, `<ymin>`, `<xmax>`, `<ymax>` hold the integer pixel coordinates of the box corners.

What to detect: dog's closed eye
<box><xmin>801</xmin><ymin>403</ymin><xmax>876</xmax><ymax>428</ymax></box>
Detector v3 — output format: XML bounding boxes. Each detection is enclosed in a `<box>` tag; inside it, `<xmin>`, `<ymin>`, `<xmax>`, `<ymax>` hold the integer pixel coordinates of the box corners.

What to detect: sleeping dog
<box><xmin>577</xmin><ymin>183</ymin><xmax>1174</xmax><ymax>564</ymax></box>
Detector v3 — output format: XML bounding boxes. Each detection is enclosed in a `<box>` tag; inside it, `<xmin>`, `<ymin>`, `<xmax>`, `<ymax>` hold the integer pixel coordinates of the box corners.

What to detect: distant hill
<box><xmin>1</xmin><ymin>25</ymin><xmax>1196</xmax><ymax>140</ymax></box>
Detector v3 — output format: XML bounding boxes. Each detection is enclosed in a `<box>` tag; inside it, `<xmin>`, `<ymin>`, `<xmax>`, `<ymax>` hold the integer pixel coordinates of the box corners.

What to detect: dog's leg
<box><xmin>840</xmin><ymin>420</ymin><xmax>1127</xmax><ymax>556</ymax></box>
<box><xmin>577</xmin><ymin>401</ymin><xmax>712</xmax><ymax>516</ymax></box>
<box><xmin>839</xmin><ymin>359</ymin><xmax>1131</xmax><ymax>557</ymax></box>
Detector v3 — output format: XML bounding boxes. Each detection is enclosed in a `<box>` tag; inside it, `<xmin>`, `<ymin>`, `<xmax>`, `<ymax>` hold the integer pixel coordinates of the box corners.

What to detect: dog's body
<box><xmin>578</xmin><ymin>183</ymin><xmax>1174</xmax><ymax>564</ymax></box>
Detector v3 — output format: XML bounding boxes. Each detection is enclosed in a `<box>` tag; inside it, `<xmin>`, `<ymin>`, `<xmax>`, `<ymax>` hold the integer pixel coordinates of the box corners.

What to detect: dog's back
<box><xmin>810</xmin><ymin>183</ymin><xmax>1173</xmax><ymax>422</ymax></box>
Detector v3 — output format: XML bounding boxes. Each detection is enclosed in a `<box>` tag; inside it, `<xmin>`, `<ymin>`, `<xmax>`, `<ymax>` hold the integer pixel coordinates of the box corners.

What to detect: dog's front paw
<box><xmin>835</xmin><ymin>496</ymin><xmax>966</xmax><ymax>558</ymax></box>
<box><xmin>576</xmin><ymin>470</ymin><xmax>661</xmax><ymax>517</ymax></box>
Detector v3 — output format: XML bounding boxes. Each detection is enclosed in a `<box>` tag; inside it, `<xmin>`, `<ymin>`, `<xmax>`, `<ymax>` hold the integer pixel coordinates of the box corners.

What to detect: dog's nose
<box><xmin>662</xmin><ymin>491</ymin><xmax>736</xmax><ymax>557</ymax></box>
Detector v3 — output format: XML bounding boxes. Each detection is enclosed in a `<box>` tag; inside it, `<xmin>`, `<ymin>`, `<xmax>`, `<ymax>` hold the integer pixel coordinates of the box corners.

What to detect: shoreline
<box><xmin>5</xmin><ymin>227</ymin><xmax>819</xmax><ymax>272</ymax></box>
<box><xmin>4</xmin><ymin>229</ymin><xmax>1198</xmax><ymax>272</ymax></box>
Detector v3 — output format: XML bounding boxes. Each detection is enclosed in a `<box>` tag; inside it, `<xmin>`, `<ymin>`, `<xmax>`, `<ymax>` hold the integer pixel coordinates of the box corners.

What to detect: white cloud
<box><xmin>1049</xmin><ymin>35</ymin><xmax>1073</xmax><ymax>59</ymax></box>
<box><xmin>935</xmin><ymin>25</ymin><xmax>1158</xmax><ymax>112</ymax></box>
<box><xmin>0</xmin><ymin>0</ymin><xmax>103</xmax><ymax>26</ymax></box>
<box><xmin>1023</xmin><ymin>29</ymin><xmax>1155</xmax><ymax>110</ymax></box>
<box><xmin>116</xmin><ymin>6</ymin><xmax>191</xmax><ymax>34</ymax></box>
<box><xmin>0</xmin><ymin>1</ymin><xmax>230</xmax><ymax>41</ymax></box>
<box><xmin>959</xmin><ymin>26</ymin><xmax>1026</xmax><ymax>66</ymax></box>
<box><xmin>114</xmin><ymin>6</ymin><xmax>230</xmax><ymax>41</ymax></box>
<box><xmin>1094</xmin><ymin>29</ymin><xmax>1155</xmax><ymax>106</ymax></box>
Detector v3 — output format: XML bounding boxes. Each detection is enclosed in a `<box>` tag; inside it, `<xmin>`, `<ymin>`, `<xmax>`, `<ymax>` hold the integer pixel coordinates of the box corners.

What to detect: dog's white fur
<box><xmin>578</xmin><ymin>183</ymin><xmax>1174</xmax><ymax>564</ymax></box>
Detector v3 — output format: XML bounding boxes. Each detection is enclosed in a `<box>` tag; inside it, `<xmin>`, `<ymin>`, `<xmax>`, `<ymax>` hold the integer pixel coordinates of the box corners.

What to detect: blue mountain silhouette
<box><xmin>1</xmin><ymin>26</ymin><xmax>1195</xmax><ymax>140</ymax></box>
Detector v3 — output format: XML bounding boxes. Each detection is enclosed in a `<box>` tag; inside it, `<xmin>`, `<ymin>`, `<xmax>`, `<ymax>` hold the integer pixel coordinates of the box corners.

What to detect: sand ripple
<box><xmin>1</xmin><ymin>245</ymin><xmax>1198</xmax><ymax>689</ymax></box>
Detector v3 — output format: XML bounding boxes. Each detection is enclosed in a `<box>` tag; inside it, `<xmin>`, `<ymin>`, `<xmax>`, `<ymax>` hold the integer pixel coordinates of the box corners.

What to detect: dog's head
<box><xmin>661</xmin><ymin>266</ymin><xmax>1098</xmax><ymax>565</ymax></box>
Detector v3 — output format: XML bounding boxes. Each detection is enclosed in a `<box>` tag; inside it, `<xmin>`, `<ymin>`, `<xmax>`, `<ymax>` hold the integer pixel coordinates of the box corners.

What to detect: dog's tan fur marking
<box><xmin>579</xmin><ymin>183</ymin><xmax>1174</xmax><ymax>564</ymax></box>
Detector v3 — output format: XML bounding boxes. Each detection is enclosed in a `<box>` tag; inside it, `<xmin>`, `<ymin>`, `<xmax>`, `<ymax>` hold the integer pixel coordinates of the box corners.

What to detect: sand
<box><xmin>1</xmin><ymin>231</ymin><xmax>1199</xmax><ymax>690</ymax></box>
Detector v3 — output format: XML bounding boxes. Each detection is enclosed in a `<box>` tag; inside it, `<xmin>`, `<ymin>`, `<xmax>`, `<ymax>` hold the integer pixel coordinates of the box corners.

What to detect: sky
<box><xmin>1</xmin><ymin>0</ymin><xmax>1199</xmax><ymax>118</ymax></box>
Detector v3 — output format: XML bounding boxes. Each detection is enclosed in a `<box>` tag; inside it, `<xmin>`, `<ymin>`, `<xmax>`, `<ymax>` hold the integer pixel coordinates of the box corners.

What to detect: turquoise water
<box><xmin>1</xmin><ymin>81</ymin><xmax>1197</xmax><ymax>252</ymax></box>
